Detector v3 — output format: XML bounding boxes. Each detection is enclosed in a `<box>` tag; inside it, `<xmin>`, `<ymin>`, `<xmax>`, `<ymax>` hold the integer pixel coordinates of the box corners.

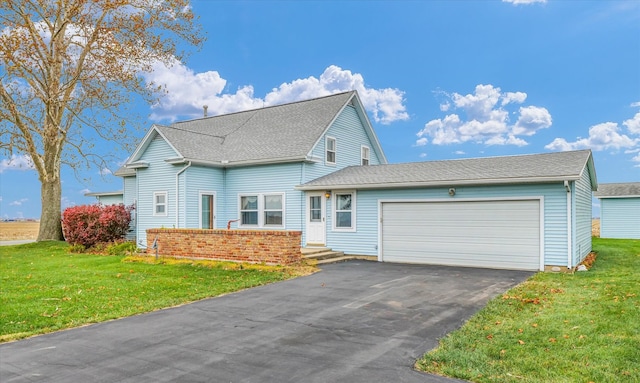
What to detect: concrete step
<box><xmin>303</xmin><ymin>250</ymin><xmax>345</xmax><ymax>261</ymax></box>
<box><xmin>300</xmin><ymin>247</ymin><xmax>331</xmax><ymax>256</ymax></box>
<box><xmin>315</xmin><ymin>255</ymin><xmax>358</xmax><ymax>265</ymax></box>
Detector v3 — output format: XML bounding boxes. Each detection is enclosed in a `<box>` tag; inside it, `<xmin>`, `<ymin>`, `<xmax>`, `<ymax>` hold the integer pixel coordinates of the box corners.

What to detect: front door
<box><xmin>306</xmin><ymin>193</ymin><xmax>325</xmax><ymax>245</ymax></box>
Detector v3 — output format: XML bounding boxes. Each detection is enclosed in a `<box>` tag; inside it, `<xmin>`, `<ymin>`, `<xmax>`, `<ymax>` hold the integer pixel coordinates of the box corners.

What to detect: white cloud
<box><xmin>454</xmin><ymin>150</ymin><xmax>466</xmax><ymax>155</ymax></box>
<box><xmin>416</xmin><ymin>137</ymin><xmax>428</xmax><ymax>146</ymax></box>
<box><xmin>0</xmin><ymin>155</ymin><xmax>35</xmax><ymax>173</ymax></box>
<box><xmin>631</xmin><ymin>101</ymin><xmax>640</xmax><ymax>108</ymax></box>
<box><xmin>513</xmin><ymin>106</ymin><xmax>553</xmax><ymax>136</ymax></box>
<box><xmin>9</xmin><ymin>198</ymin><xmax>28</xmax><ymax>206</ymax></box>
<box><xmin>419</xmin><ymin>153</ymin><xmax>427</xmax><ymax>158</ymax></box>
<box><xmin>80</xmin><ymin>188</ymin><xmax>92</xmax><ymax>194</ymax></box>
<box><xmin>623</xmin><ymin>112</ymin><xmax>640</xmax><ymax>134</ymax></box>
<box><xmin>545</xmin><ymin>122</ymin><xmax>638</xmax><ymax>151</ymax></box>
<box><xmin>632</xmin><ymin>153</ymin><xmax>640</xmax><ymax>167</ymax></box>
<box><xmin>99</xmin><ymin>168</ymin><xmax>113</xmax><ymax>176</ymax></box>
<box><xmin>502</xmin><ymin>0</ymin><xmax>547</xmax><ymax>5</ymax></box>
<box><xmin>144</xmin><ymin>63</ymin><xmax>408</xmax><ymax>125</ymax></box>
<box><xmin>416</xmin><ymin>84</ymin><xmax>551</xmax><ymax>147</ymax></box>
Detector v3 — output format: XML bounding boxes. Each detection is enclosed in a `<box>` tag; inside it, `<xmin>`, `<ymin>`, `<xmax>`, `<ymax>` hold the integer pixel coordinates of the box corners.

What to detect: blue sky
<box><xmin>1</xmin><ymin>0</ymin><xmax>639</xmax><ymax>219</ymax></box>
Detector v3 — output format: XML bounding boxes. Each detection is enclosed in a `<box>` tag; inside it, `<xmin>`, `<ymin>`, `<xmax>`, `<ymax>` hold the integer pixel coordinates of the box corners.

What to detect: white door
<box><xmin>381</xmin><ymin>199</ymin><xmax>541</xmax><ymax>270</ymax></box>
<box><xmin>306</xmin><ymin>193</ymin><xmax>325</xmax><ymax>245</ymax></box>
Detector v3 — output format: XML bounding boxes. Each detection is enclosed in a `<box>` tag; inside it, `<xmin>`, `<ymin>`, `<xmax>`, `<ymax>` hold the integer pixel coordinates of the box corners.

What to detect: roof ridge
<box><xmin>171</xmin><ymin>90</ymin><xmax>355</xmax><ymax>126</ymax></box>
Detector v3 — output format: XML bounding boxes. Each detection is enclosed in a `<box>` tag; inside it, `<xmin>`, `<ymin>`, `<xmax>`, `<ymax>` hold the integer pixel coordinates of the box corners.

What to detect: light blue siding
<box><xmin>123</xmin><ymin>176</ymin><xmax>137</xmax><ymax>240</ymax></box>
<box><xmin>136</xmin><ymin>135</ymin><xmax>180</xmax><ymax>247</ymax></box>
<box><xmin>600</xmin><ymin>198</ymin><xmax>640</xmax><ymax>239</ymax></box>
<box><xmin>573</xmin><ymin>167</ymin><xmax>593</xmax><ymax>265</ymax></box>
<box><xmin>324</xmin><ymin>183</ymin><xmax>569</xmax><ymax>267</ymax></box>
<box><xmin>183</xmin><ymin>166</ymin><xmax>224</xmax><ymax>229</ymax></box>
<box><xmin>224</xmin><ymin>163</ymin><xmax>304</xmax><ymax>233</ymax></box>
<box><xmin>305</xmin><ymin>106</ymin><xmax>382</xmax><ymax>182</ymax></box>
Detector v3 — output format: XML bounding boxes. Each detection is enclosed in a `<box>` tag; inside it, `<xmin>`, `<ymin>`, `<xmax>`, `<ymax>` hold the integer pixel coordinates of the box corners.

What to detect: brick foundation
<box><xmin>146</xmin><ymin>228</ymin><xmax>302</xmax><ymax>265</ymax></box>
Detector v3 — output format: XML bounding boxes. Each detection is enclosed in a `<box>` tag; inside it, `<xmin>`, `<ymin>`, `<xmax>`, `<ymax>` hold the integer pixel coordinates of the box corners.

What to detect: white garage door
<box><xmin>381</xmin><ymin>200</ymin><xmax>541</xmax><ymax>270</ymax></box>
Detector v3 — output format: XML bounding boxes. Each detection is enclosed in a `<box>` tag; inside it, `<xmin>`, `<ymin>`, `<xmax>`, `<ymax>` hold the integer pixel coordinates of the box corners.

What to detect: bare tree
<box><xmin>0</xmin><ymin>0</ymin><xmax>203</xmax><ymax>241</ymax></box>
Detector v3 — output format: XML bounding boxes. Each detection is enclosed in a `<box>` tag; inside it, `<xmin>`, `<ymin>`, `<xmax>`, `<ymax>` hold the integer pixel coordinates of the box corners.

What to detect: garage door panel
<box><xmin>381</xmin><ymin>200</ymin><xmax>540</xmax><ymax>270</ymax></box>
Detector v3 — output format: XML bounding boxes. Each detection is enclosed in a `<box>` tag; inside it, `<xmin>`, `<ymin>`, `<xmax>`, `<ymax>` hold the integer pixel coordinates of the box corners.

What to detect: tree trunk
<box><xmin>38</xmin><ymin>177</ymin><xmax>64</xmax><ymax>241</ymax></box>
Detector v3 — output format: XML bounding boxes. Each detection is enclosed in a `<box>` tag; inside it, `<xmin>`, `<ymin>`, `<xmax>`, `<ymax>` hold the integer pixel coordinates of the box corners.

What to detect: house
<box><xmin>85</xmin><ymin>191</ymin><xmax>124</xmax><ymax>205</ymax></box>
<box><xmin>116</xmin><ymin>91</ymin><xmax>598</xmax><ymax>271</ymax></box>
<box><xmin>594</xmin><ymin>182</ymin><xmax>640</xmax><ymax>239</ymax></box>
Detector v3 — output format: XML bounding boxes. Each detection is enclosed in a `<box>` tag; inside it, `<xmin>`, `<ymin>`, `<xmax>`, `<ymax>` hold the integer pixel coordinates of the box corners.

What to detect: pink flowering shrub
<box><xmin>62</xmin><ymin>204</ymin><xmax>133</xmax><ymax>248</ymax></box>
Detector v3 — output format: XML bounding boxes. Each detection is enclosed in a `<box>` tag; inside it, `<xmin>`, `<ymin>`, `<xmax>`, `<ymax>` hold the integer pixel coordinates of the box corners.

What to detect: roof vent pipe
<box><xmin>203</xmin><ymin>105</ymin><xmax>208</xmax><ymax>118</ymax></box>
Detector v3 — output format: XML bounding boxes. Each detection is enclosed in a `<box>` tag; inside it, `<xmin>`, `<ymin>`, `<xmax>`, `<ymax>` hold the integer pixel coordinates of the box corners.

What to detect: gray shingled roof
<box><xmin>152</xmin><ymin>91</ymin><xmax>356</xmax><ymax>165</ymax></box>
<box><xmin>298</xmin><ymin>149</ymin><xmax>595</xmax><ymax>189</ymax></box>
<box><xmin>594</xmin><ymin>182</ymin><xmax>640</xmax><ymax>198</ymax></box>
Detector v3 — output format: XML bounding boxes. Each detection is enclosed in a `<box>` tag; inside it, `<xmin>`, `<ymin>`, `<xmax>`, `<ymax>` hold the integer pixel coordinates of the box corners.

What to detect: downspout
<box><xmin>301</xmin><ymin>162</ymin><xmax>306</xmax><ymax>244</ymax></box>
<box><xmin>176</xmin><ymin>162</ymin><xmax>192</xmax><ymax>228</ymax></box>
<box><xmin>564</xmin><ymin>180</ymin><xmax>572</xmax><ymax>269</ymax></box>
<box><xmin>136</xmin><ymin>169</ymin><xmax>144</xmax><ymax>248</ymax></box>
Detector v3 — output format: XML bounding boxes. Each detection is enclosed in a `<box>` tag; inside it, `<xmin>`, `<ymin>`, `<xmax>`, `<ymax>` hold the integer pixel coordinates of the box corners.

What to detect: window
<box><xmin>264</xmin><ymin>194</ymin><xmax>283</xmax><ymax>226</ymax></box>
<box><xmin>239</xmin><ymin>193</ymin><xmax>285</xmax><ymax>228</ymax></box>
<box><xmin>153</xmin><ymin>192</ymin><xmax>167</xmax><ymax>216</ymax></box>
<box><xmin>309</xmin><ymin>196</ymin><xmax>322</xmax><ymax>222</ymax></box>
<box><xmin>334</xmin><ymin>191</ymin><xmax>355</xmax><ymax>231</ymax></box>
<box><xmin>240</xmin><ymin>195</ymin><xmax>258</xmax><ymax>226</ymax></box>
<box><xmin>200</xmin><ymin>192</ymin><xmax>215</xmax><ymax>229</ymax></box>
<box><xmin>361</xmin><ymin>146</ymin><xmax>370</xmax><ymax>166</ymax></box>
<box><xmin>326</xmin><ymin>136</ymin><xmax>336</xmax><ymax>164</ymax></box>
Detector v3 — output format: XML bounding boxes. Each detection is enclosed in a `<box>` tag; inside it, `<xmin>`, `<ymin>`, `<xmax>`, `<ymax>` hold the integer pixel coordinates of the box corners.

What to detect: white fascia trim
<box><xmin>126</xmin><ymin>161</ymin><xmax>149</xmax><ymax>169</ymax></box>
<box><xmin>296</xmin><ymin>177</ymin><xmax>580</xmax><ymax>191</ymax></box>
<box><xmin>181</xmin><ymin>156</ymin><xmax>308</xmax><ymax>168</ymax></box>
<box><xmin>84</xmin><ymin>191</ymin><xmax>123</xmax><ymax>197</ymax></box>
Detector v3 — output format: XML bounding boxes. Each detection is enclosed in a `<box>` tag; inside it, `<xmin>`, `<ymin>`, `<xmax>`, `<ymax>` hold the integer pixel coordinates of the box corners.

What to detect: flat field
<box><xmin>592</xmin><ymin>218</ymin><xmax>600</xmax><ymax>237</ymax></box>
<box><xmin>0</xmin><ymin>222</ymin><xmax>39</xmax><ymax>241</ymax></box>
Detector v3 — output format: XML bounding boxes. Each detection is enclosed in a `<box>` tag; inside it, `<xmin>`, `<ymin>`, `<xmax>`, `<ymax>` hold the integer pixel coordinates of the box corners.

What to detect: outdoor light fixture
<box><xmin>325</xmin><ymin>191</ymin><xmax>331</xmax><ymax>199</ymax></box>
<box><xmin>448</xmin><ymin>188</ymin><xmax>456</xmax><ymax>196</ymax></box>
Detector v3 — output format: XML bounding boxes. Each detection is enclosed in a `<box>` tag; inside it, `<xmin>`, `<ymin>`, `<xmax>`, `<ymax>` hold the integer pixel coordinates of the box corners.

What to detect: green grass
<box><xmin>416</xmin><ymin>238</ymin><xmax>640</xmax><ymax>382</ymax></box>
<box><xmin>0</xmin><ymin>241</ymin><xmax>314</xmax><ymax>342</ymax></box>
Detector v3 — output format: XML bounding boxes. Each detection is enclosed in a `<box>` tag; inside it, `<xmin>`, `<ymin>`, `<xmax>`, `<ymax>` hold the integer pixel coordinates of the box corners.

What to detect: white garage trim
<box><xmin>377</xmin><ymin>197</ymin><xmax>545</xmax><ymax>271</ymax></box>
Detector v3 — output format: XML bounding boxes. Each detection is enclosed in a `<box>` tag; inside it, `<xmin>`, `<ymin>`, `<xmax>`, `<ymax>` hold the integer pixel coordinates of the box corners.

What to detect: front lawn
<box><xmin>416</xmin><ymin>238</ymin><xmax>640</xmax><ymax>382</ymax></box>
<box><xmin>0</xmin><ymin>241</ymin><xmax>314</xmax><ymax>342</ymax></box>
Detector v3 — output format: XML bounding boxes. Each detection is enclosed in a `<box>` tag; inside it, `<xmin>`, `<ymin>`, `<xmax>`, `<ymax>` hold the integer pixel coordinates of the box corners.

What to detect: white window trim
<box><xmin>239</xmin><ymin>194</ymin><xmax>260</xmax><ymax>227</ymax></box>
<box><xmin>198</xmin><ymin>191</ymin><xmax>216</xmax><ymax>229</ymax></box>
<box><xmin>361</xmin><ymin>145</ymin><xmax>370</xmax><ymax>166</ymax></box>
<box><xmin>238</xmin><ymin>192</ymin><xmax>286</xmax><ymax>228</ymax></box>
<box><xmin>325</xmin><ymin>136</ymin><xmax>336</xmax><ymax>165</ymax></box>
<box><xmin>153</xmin><ymin>191</ymin><xmax>168</xmax><ymax>217</ymax></box>
<box><xmin>332</xmin><ymin>190</ymin><xmax>356</xmax><ymax>232</ymax></box>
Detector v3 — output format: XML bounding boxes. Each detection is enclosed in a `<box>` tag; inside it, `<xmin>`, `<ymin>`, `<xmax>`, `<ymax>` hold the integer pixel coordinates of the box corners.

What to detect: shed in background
<box><xmin>594</xmin><ymin>182</ymin><xmax>640</xmax><ymax>239</ymax></box>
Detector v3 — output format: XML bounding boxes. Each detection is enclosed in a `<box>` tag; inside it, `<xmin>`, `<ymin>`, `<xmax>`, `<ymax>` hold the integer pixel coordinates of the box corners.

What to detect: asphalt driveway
<box><xmin>1</xmin><ymin>261</ymin><xmax>533</xmax><ymax>383</ymax></box>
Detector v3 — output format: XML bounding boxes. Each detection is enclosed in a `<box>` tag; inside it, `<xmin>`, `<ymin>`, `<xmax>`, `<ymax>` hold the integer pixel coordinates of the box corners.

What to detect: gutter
<box><xmin>169</xmin><ymin>156</ymin><xmax>312</xmax><ymax>168</ymax></box>
<box><xmin>564</xmin><ymin>180</ymin><xmax>572</xmax><ymax>269</ymax></box>
<box><xmin>295</xmin><ymin>175</ymin><xmax>584</xmax><ymax>191</ymax></box>
<box><xmin>176</xmin><ymin>161</ymin><xmax>192</xmax><ymax>228</ymax></box>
